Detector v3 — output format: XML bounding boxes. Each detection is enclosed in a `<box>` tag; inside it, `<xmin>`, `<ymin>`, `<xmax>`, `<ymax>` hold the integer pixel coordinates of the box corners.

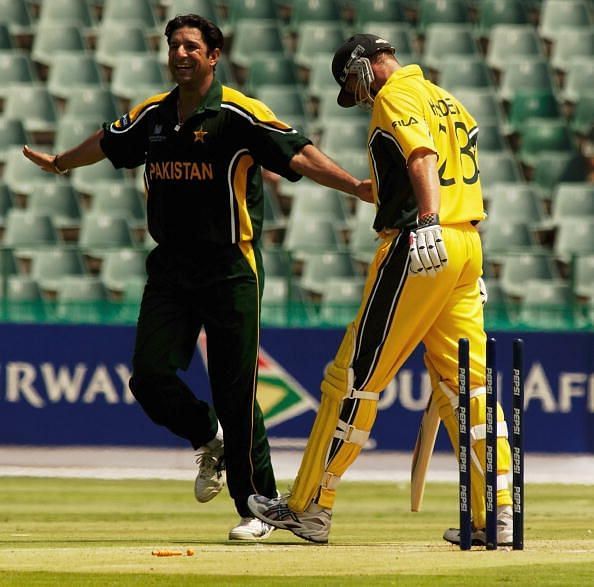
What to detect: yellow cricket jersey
<box><xmin>369</xmin><ymin>65</ymin><xmax>486</xmax><ymax>230</ymax></box>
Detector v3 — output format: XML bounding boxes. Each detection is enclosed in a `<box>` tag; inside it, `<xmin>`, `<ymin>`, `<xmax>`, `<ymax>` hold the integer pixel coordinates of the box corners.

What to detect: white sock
<box><xmin>206</xmin><ymin>421</ymin><xmax>224</xmax><ymax>450</ymax></box>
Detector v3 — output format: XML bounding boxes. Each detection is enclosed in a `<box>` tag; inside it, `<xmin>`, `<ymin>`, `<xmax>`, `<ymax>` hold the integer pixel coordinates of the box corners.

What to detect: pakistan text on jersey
<box><xmin>147</xmin><ymin>161</ymin><xmax>214</xmax><ymax>181</ymax></box>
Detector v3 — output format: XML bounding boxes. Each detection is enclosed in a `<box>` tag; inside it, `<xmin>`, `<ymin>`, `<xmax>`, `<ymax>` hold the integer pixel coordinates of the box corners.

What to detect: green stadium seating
<box><xmin>477</xmin><ymin>151</ymin><xmax>524</xmax><ymax>191</ymax></box>
<box><xmin>318</xmin><ymin>120</ymin><xmax>368</xmax><ymax>154</ymax></box>
<box><xmin>518</xmin><ymin>279</ymin><xmax>574</xmax><ymax>329</ymax></box>
<box><xmin>0</xmin><ymin>183</ymin><xmax>15</xmax><ymax>230</ymax></box>
<box><xmin>487</xmin><ymin>183</ymin><xmax>545</xmax><ymax>224</ymax></box>
<box><xmin>62</xmin><ymin>87</ymin><xmax>120</xmax><ymax>124</ymax></box>
<box><xmin>530</xmin><ymin>151</ymin><xmax>588</xmax><ymax>199</ymax></box>
<box><xmin>3</xmin><ymin>210</ymin><xmax>59</xmax><ymax>248</ymax></box>
<box><xmin>360</xmin><ymin>22</ymin><xmax>417</xmax><ymax>58</ymax></box>
<box><xmin>417</xmin><ymin>0</ymin><xmax>469</xmax><ymax>34</ymax></box>
<box><xmin>306</xmin><ymin>53</ymin><xmax>338</xmax><ymax>100</ymax></box>
<box><xmin>90</xmin><ymin>184</ymin><xmax>146</xmax><ymax>228</ymax></box>
<box><xmin>261</xmin><ymin>247</ymin><xmax>292</xmax><ymax>278</ymax></box>
<box><xmin>481</xmin><ymin>220</ymin><xmax>536</xmax><ymax>256</ymax></box>
<box><xmin>244</xmin><ymin>54</ymin><xmax>298</xmax><ymax>96</ymax></box>
<box><xmin>283</xmin><ymin>215</ymin><xmax>343</xmax><ymax>259</ymax></box>
<box><xmin>287</xmin><ymin>0</ymin><xmax>341</xmax><ymax>31</ymax></box>
<box><xmin>0</xmin><ymin>23</ymin><xmax>12</xmax><ymax>49</ymax></box>
<box><xmin>498</xmin><ymin>251</ymin><xmax>558</xmax><ymax>298</ymax></box>
<box><xmin>570</xmin><ymin>93</ymin><xmax>594</xmax><ymax>136</ymax></box>
<box><xmin>319</xmin><ymin>277</ymin><xmax>365</xmax><ymax>326</ymax></box>
<box><xmin>30</xmin><ymin>248</ymin><xmax>87</xmax><ymax>292</ymax></box>
<box><xmin>0</xmin><ymin>119</ymin><xmax>30</xmax><ymax>163</ymax></box>
<box><xmin>477</xmin><ymin>0</ymin><xmax>528</xmax><ymax>37</ymax></box>
<box><xmin>27</xmin><ymin>184</ymin><xmax>82</xmax><ymax>231</ymax></box>
<box><xmin>290</xmin><ymin>187</ymin><xmax>350</xmax><ymax>228</ymax></box>
<box><xmin>451</xmin><ymin>88</ymin><xmax>505</xmax><ymax>126</ymax></box>
<box><xmin>166</xmin><ymin>0</ymin><xmax>219</xmax><ymax>24</ymax></box>
<box><xmin>0</xmin><ymin>0</ymin><xmax>33</xmax><ymax>38</ymax></box>
<box><xmin>3</xmin><ymin>276</ymin><xmax>45</xmax><ymax>322</ymax></box>
<box><xmin>0</xmin><ymin>243</ymin><xmax>17</xmax><ymax>275</ymax></box>
<box><xmin>3</xmin><ymin>147</ymin><xmax>60</xmax><ymax>197</ymax></box>
<box><xmin>352</xmin><ymin>0</ymin><xmax>406</xmax><ymax>28</ymax></box>
<box><xmin>349</xmin><ymin>200</ymin><xmax>378</xmax><ymax>265</ymax></box>
<box><xmin>498</xmin><ymin>57</ymin><xmax>556</xmax><ymax>103</ymax></box>
<box><xmin>54</xmin><ymin>276</ymin><xmax>110</xmax><ymax>324</ymax></box>
<box><xmin>550</xmin><ymin>183</ymin><xmax>594</xmax><ymax>225</ymax></box>
<box><xmin>477</xmin><ymin>123</ymin><xmax>507</xmax><ymax>152</ymax></box>
<box><xmin>101</xmin><ymin>248</ymin><xmax>147</xmax><ymax>291</ymax></box>
<box><xmin>486</xmin><ymin>25</ymin><xmax>544</xmax><ymax>72</ymax></box>
<box><xmin>562</xmin><ymin>57</ymin><xmax>594</xmax><ymax>103</ymax></box>
<box><xmin>539</xmin><ymin>0</ymin><xmax>593</xmax><ymax>45</ymax></box>
<box><xmin>255</xmin><ymin>85</ymin><xmax>307</xmax><ymax>128</ymax></box>
<box><xmin>505</xmin><ymin>90</ymin><xmax>560</xmax><ymax>135</ymax></box>
<box><xmin>4</xmin><ymin>84</ymin><xmax>59</xmax><ymax>136</ymax></box>
<box><xmin>222</xmin><ymin>0</ymin><xmax>278</xmax><ymax>36</ymax></box>
<box><xmin>0</xmin><ymin>52</ymin><xmax>37</xmax><ymax>100</ymax></box>
<box><xmin>101</xmin><ymin>0</ymin><xmax>159</xmax><ymax>30</ymax></box>
<box><xmin>47</xmin><ymin>53</ymin><xmax>104</xmax><ymax>100</ymax></box>
<box><xmin>111</xmin><ymin>54</ymin><xmax>167</xmax><ymax>101</ymax></box>
<box><xmin>554</xmin><ymin>218</ymin><xmax>594</xmax><ymax>263</ymax></box>
<box><xmin>37</xmin><ymin>0</ymin><xmax>96</xmax><ymax>29</ymax></box>
<box><xmin>78</xmin><ymin>212</ymin><xmax>135</xmax><ymax>258</ymax></box>
<box><xmin>518</xmin><ymin>119</ymin><xmax>575</xmax><ymax>168</ymax></box>
<box><xmin>54</xmin><ymin>119</ymin><xmax>99</xmax><ymax>154</ymax></box>
<box><xmin>70</xmin><ymin>159</ymin><xmax>130</xmax><ymax>196</ymax></box>
<box><xmin>230</xmin><ymin>20</ymin><xmax>285</xmax><ymax>69</ymax></box>
<box><xmin>300</xmin><ymin>251</ymin><xmax>356</xmax><ymax>295</ymax></box>
<box><xmin>573</xmin><ymin>254</ymin><xmax>594</xmax><ymax>298</ymax></box>
<box><xmin>31</xmin><ymin>25</ymin><xmax>87</xmax><ymax>68</ymax></box>
<box><xmin>439</xmin><ymin>56</ymin><xmax>494</xmax><ymax>90</ymax></box>
<box><xmin>95</xmin><ymin>25</ymin><xmax>150</xmax><ymax>69</ymax></box>
<box><xmin>550</xmin><ymin>29</ymin><xmax>594</xmax><ymax>73</ymax></box>
<box><xmin>294</xmin><ymin>22</ymin><xmax>346</xmax><ymax>69</ymax></box>
<box><xmin>423</xmin><ymin>24</ymin><xmax>479</xmax><ymax>70</ymax></box>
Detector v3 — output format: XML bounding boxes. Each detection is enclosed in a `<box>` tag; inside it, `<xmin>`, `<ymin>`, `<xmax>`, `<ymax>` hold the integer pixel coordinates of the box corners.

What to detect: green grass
<box><xmin>0</xmin><ymin>478</ymin><xmax>593</xmax><ymax>585</ymax></box>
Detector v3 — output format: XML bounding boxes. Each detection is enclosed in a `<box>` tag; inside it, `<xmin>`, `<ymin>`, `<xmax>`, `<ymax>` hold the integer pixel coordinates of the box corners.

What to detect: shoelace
<box><xmin>195</xmin><ymin>453</ymin><xmax>224</xmax><ymax>480</ymax></box>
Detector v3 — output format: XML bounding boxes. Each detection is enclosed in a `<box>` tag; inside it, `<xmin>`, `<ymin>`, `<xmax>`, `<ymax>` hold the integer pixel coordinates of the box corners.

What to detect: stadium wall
<box><xmin>0</xmin><ymin>325</ymin><xmax>592</xmax><ymax>453</ymax></box>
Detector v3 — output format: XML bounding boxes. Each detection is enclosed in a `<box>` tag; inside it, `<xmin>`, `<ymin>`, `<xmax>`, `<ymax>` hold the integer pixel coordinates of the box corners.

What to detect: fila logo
<box><xmin>392</xmin><ymin>116</ymin><xmax>418</xmax><ymax>128</ymax></box>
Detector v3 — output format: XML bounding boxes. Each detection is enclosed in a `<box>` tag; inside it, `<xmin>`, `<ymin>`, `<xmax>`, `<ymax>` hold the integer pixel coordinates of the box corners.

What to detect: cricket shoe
<box><xmin>443</xmin><ymin>505</ymin><xmax>513</xmax><ymax>546</ymax></box>
<box><xmin>194</xmin><ymin>439</ymin><xmax>225</xmax><ymax>503</ymax></box>
<box><xmin>248</xmin><ymin>494</ymin><xmax>331</xmax><ymax>544</ymax></box>
<box><xmin>228</xmin><ymin>517</ymin><xmax>275</xmax><ymax>541</ymax></box>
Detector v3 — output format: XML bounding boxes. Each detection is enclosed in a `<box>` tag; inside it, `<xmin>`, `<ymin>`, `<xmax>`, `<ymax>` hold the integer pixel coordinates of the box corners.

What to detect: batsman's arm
<box><xmin>22</xmin><ymin>129</ymin><xmax>106</xmax><ymax>175</ymax></box>
<box><xmin>290</xmin><ymin>144</ymin><xmax>373</xmax><ymax>203</ymax></box>
<box><xmin>407</xmin><ymin>148</ymin><xmax>440</xmax><ymax>217</ymax></box>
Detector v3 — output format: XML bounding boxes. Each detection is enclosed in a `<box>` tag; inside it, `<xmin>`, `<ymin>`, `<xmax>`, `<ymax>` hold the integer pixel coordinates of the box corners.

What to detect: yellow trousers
<box><xmin>288</xmin><ymin>223</ymin><xmax>512</xmax><ymax>529</ymax></box>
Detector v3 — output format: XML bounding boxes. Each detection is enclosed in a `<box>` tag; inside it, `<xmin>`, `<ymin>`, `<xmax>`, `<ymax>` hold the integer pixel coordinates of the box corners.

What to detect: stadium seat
<box><xmin>3</xmin><ymin>147</ymin><xmax>59</xmax><ymax>197</ymax></box>
<box><xmin>166</xmin><ymin>0</ymin><xmax>219</xmax><ymax>24</ymax></box>
<box><xmin>261</xmin><ymin>247</ymin><xmax>292</xmax><ymax>278</ymax></box>
<box><xmin>318</xmin><ymin>120</ymin><xmax>368</xmax><ymax>154</ymax></box>
<box><xmin>518</xmin><ymin>279</ymin><xmax>575</xmax><ymax>329</ymax></box>
<box><xmin>539</xmin><ymin>0</ymin><xmax>593</xmax><ymax>45</ymax></box>
<box><xmin>3</xmin><ymin>276</ymin><xmax>45</xmax><ymax>322</ymax></box>
<box><xmin>570</xmin><ymin>93</ymin><xmax>594</xmax><ymax>137</ymax></box>
<box><xmin>505</xmin><ymin>90</ymin><xmax>561</xmax><ymax>135</ymax></box>
<box><xmin>518</xmin><ymin>119</ymin><xmax>575</xmax><ymax>168</ymax></box>
<box><xmin>101</xmin><ymin>248</ymin><xmax>147</xmax><ymax>291</ymax></box>
<box><xmin>230</xmin><ymin>20</ymin><xmax>285</xmax><ymax>69</ymax></box>
<box><xmin>573</xmin><ymin>254</ymin><xmax>594</xmax><ymax>298</ymax></box>
<box><xmin>477</xmin><ymin>123</ymin><xmax>507</xmax><ymax>152</ymax></box>
<box><xmin>352</xmin><ymin>0</ymin><xmax>406</xmax><ymax>28</ymax></box>
<box><xmin>290</xmin><ymin>187</ymin><xmax>350</xmax><ymax>228</ymax></box>
<box><xmin>262</xmin><ymin>186</ymin><xmax>285</xmax><ymax>242</ymax></box>
<box><xmin>486</xmin><ymin>25</ymin><xmax>544</xmax><ymax>73</ymax></box>
<box><xmin>0</xmin><ymin>119</ymin><xmax>29</xmax><ymax>164</ymax></box>
<box><xmin>78</xmin><ymin>213</ymin><xmax>135</xmax><ymax>258</ymax></box>
<box><xmin>100</xmin><ymin>0</ymin><xmax>159</xmax><ymax>30</ymax></box>
<box><xmin>0</xmin><ymin>241</ymin><xmax>17</xmax><ymax>275</ymax></box>
<box><xmin>561</xmin><ymin>57</ymin><xmax>594</xmax><ymax>104</ymax></box>
<box><xmin>222</xmin><ymin>0</ymin><xmax>278</xmax><ymax>36</ymax></box>
<box><xmin>283</xmin><ymin>215</ymin><xmax>343</xmax><ymax>259</ymax></box>
<box><xmin>54</xmin><ymin>119</ymin><xmax>99</xmax><ymax>154</ymax></box>
<box><xmin>349</xmin><ymin>200</ymin><xmax>378</xmax><ymax>265</ymax></box>
<box><xmin>111</xmin><ymin>54</ymin><xmax>167</xmax><ymax>101</ymax></box>
<box><xmin>0</xmin><ymin>23</ymin><xmax>12</xmax><ymax>50</ymax></box>
<box><xmin>3</xmin><ymin>84</ymin><xmax>58</xmax><ymax>137</ymax></box>
<box><xmin>417</xmin><ymin>0</ymin><xmax>470</xmax><ymax>34</ymax></box>
<box><xmin>54</xmin><ymin>276</ymin><xmax>110</xmax><ymax>324</ymax></box>
<box><xmin>95</xmin><ymin>25</ymin><xmax>150</xmax><ymax>69</ymax></box>
<box><xmin>478</xmin><ymin>151</ymin><xmax>524</xmax><ymax>192</ymax></box>
<box><xmin>0</xmin><ymin>0</ymin><xmax>33</xmax><ymax>38</ymax></box>
<box><xmin>550</xmin><ymin>29</ymin><xmax>594</xmax><ymax>73</ymax></box>
<box><xmin>70</xmin><ymin>159</ymin><xmax>130</xmax><ymax>196</ymax></box>
<box><xmin>439</xmin><ymin>56</ymin><xmax>494</xmax><ymax>90</ymax></box>
<box><xmin>481</xmin><ymin>220</ymin><xmax>536</xmax><ymax>256</ymax></box>
<box><xmin>554</xmin><ymin>218</ymin><xmax>594</xmax><ymax>263</ymax></box>
<box><xmin>481</xmin><ymin>277</ymin><xmax>509</xmax><ymax>326</ymax></box>
<box><xmin>255</xmin><ymin>86</ymin><xmax>307</xmax><ymax>128</ymax></box>
<box><xmin>294</xmin><ymin>22</ymin><xmax>346</xmax><ymax>70</ymax></box>
<box><xmin>0</xmin><ymin>183</ymin><xmax>15</xmax><ymax>230</ymax></box>
<box><xmin>3</xmin><ymin>210</ymin><xmax>59</xmax><ymax>248</ymax></box>
<box><xmin>30</xmin><ymin>248</ymin><xmax>87</xmax><ymax>292</ymax></box>
<box><xmin>451</xmin><ymin>88</ymin><xmax>504</xmax><ymax>126</ymax></box>
<box><xmin>46</xmin><ymin>53</ymin><xmax>104</xmax><ymax>100</ymax></box>
<box><xmin>315</xmin><ymin>88</ymin><xmax>369</xmax><ymax>125</ymax></box>
<box><xmin>360</xmin><ymin>22</ymin><xmax>417</xmax><ymax>58</ymax></box>
<box><xmin>476</xmin><ymin>0</ymin><xmax>528</xmax><ymax>38</ymax></box>
<box><xmin>498</xmin><ymin>251</ymin><xmax>558</xmax><ymax>298</ymax></box>
<box><xmin>498</xmin><ymin>57</ymin><xmax>556</xmax><ymax>103</ymax></box>
<box><xmin>487</xmin><ymin>183</ymin><xmax>545</xmax><ymax>224</ymax></box>
<box><xmin>27</xmin><ymin>184</ymin><xmax>82</xmax><ymax>232</ymax></box>
<box><xmin>90</xmin><ymin>184</ymin><xmax>146</xmax><ymax>229</ymax></box>
<box><xmin>244</xmin><ymin>54</ymin><xmax>298</xmax><ymax>96</ymax></box>
<box><xmin>62</xmin><ymin>87</ymin><xmax>120</xmax><ymax>125</ymax></box>
<box><xmin>423</xmin><ymin>25</ymin><xmax>479</xmax><ymax>70</ymax></box>
<box><xmin>287</xmin><ymin>0</ymin><xmax>341</xmax><ymax>31</ymax></box>
<box><xmin>327</xmin><ymin>149</ymin><xmax>370</xmax><ymax>180</ymax></box>
<box><xmin>31</xmin><ymin>25</ymin><xmax>87</xmax><ymax>68</ymax></box>
<box><xmin>550</xmin><ymin>183</ymin><xmax>594</xmax><ymax>226</ymax></box>
<box><xmin>300</xmin><ymin>251</ymin><xmax>356</xmax><ymax>295</ymax></box>
<box><xmin>319</xmin><ymin>277</ymin><xmax>365</xmax><ymax>326</ymax></box>
<box><xmin>0</xmin><ymin>52</ymin><xmax>37</xmax><ymax>100</ymax></box>
<box><xmin>37</xmin><ymin>0</ymin><xmax>96</xmax><ymax>29</ymax></box>
<box><xmin>531</xmin><ymin>151</ymin><xmax>588</xmax><ymax>199</ymax></box>
<box><xmin>306</xmin><ymin>53</ymin><xmax>339</xmax><ymax>101</ymax></box>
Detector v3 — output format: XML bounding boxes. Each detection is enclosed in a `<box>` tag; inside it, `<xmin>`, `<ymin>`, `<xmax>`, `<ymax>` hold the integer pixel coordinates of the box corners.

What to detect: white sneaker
<box><xmin>248</xmin><ymin>494</ymin><xmax>331</xmax><ymax>544</ymax></box>
<box><xmin>228</xmin><ymin>517</ymin><xmax>275</xmax><ymax>541</ymax></box>
<box><xmin>443</xmin><ymin>505</ymin><xmax>513</xmax><ymax>546</ymax></box>
<box><xmin>194</xmin><ymin>440</ymin><xmax>225</xmax><ymax>503</ymax></box>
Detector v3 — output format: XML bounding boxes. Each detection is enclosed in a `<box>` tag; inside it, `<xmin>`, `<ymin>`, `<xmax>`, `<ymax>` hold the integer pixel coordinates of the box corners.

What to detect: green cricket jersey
<box><xmin>100</xmin><ymin>79</ymin><xmax>311</xmax><ymax>249</ymax></box>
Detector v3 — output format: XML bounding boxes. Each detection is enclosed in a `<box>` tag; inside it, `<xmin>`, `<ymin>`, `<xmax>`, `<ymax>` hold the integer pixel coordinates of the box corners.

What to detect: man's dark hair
<box><xmin>165</xmin><ymin>14</ymin><xmax>224</xmax><ymax>53</ymax></box>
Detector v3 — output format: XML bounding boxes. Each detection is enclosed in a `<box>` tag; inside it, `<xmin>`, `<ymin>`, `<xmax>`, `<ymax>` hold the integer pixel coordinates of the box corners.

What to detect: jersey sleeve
<box><xmin>241</xmin><ymin>99</ymin><xmax>312</xmax><ymax>182</ymax></box>
<box><xmin>375</xmin><ymin>89</ymin><xmax>436</xmax><ymax>161</ymax></box>
<box><xmin>100</xmin><ymin>100</ymin><xmax>153</xmax><ymax>169</ymax></box>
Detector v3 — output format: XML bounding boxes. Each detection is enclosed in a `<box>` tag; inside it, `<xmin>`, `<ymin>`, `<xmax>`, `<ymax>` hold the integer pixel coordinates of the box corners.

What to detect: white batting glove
<box><xmin>408</xmin><ymin>214</ymin><xmax>448</xmax><ymax>277</ymax></box>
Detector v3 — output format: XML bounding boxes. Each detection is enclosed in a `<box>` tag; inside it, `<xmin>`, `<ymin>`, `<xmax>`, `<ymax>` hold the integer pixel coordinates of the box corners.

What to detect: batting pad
<box><xmin>433</xmin><ymin>379</ymin><xmax>512</xmax><ymax>530</ymax></box>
